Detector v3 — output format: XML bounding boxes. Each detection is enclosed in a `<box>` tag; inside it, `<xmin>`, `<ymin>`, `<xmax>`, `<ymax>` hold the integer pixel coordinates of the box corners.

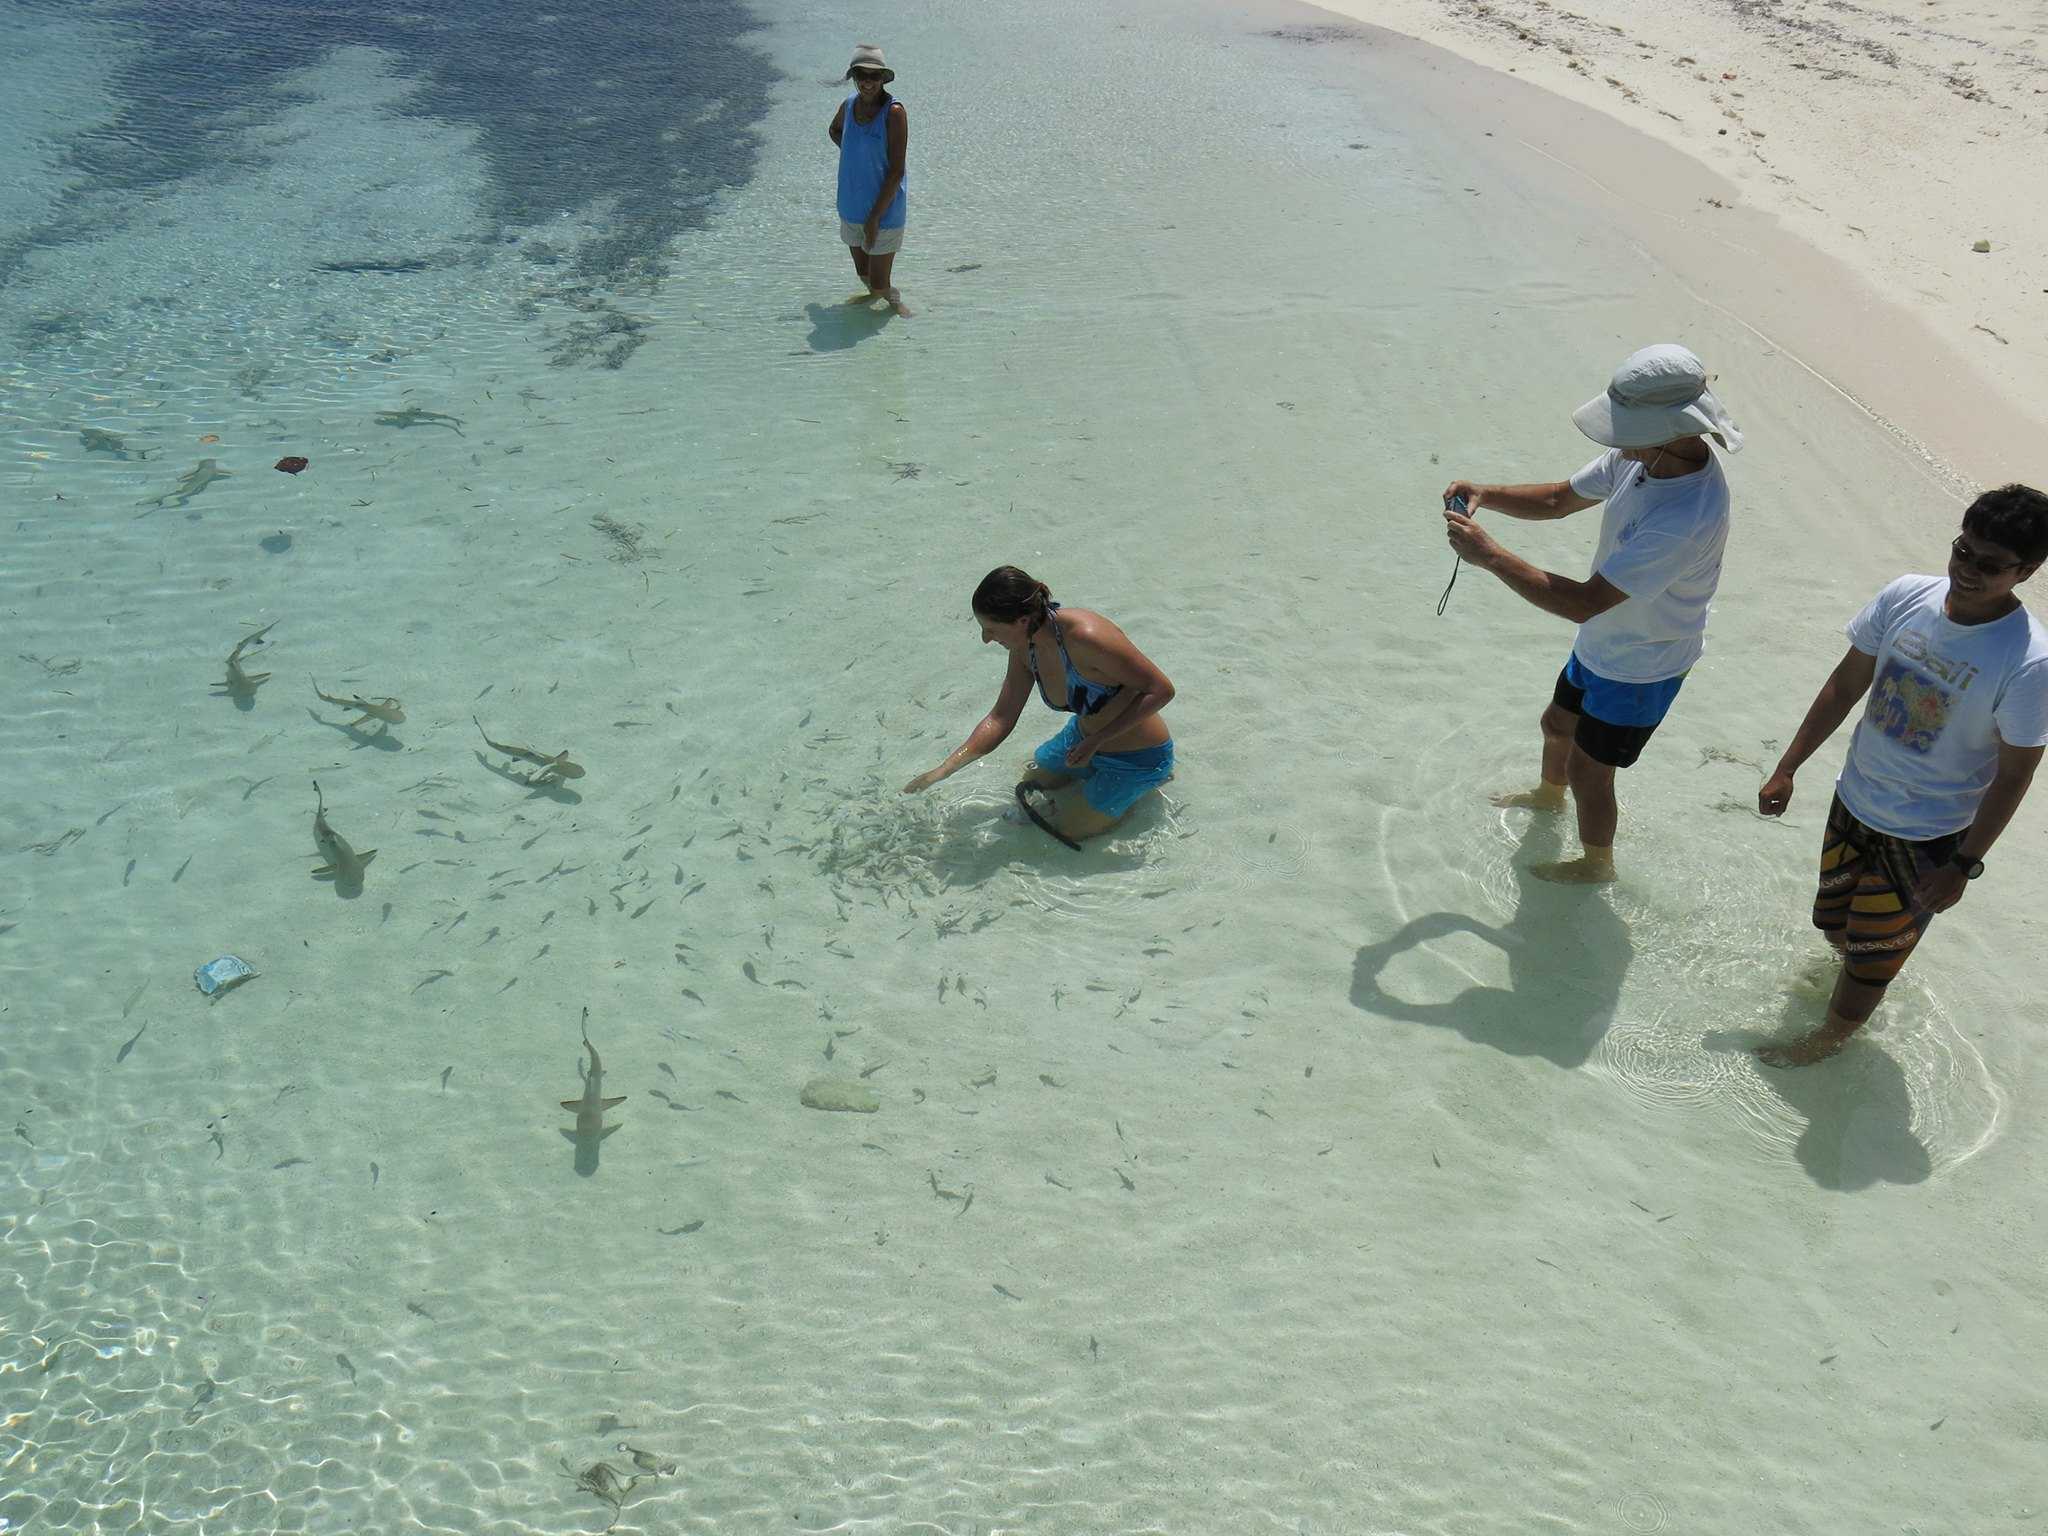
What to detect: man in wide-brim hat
<box><xmin>1441</xmin><ymin>343</ymin><xmax>1744</xmax><ymax>884</ymax></box>
<box><xmin>827</xmin><ymin>44</ymin><xmax>911</xmax><ymax>314</ymax></box>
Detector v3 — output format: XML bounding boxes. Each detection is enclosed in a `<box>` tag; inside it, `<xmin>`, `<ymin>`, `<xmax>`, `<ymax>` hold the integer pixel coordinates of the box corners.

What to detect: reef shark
<box><xmin>80</xmin><ymin>427</ymin><xmax>148</xmax><ymax>460</ymax></box>
<box><xmin>561</xmin><ymin>1008</ymin><xmax>626</xmax><ymax>1177</ymax></box>
<box><xmin>137</xmin><ymin>458</ymin><xmax>233</xmax><ymax>511</ymax></box>
<box><xmin>374</xmin><ymin>406</ymin><xmax>464</xmax><ymax>436</ymax></box>
<box><xmin>310</xmin><ymin>779</ymin><xmax>376</xmax><ymax>893</ymax></box>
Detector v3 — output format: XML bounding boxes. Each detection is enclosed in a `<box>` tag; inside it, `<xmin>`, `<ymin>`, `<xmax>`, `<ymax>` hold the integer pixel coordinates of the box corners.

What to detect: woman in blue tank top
<box><xmin>904</xmin><ymin>567</ymin><xmax>1178</xmax><ymax>846</ymax></box>
<box><xmin>827</xmin><ymin>44</ymin><xmax>911</xmax><ymax>315</ymax></box>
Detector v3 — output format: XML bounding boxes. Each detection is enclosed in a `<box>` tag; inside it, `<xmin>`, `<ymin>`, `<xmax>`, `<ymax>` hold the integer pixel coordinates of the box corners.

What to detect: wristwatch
<box><xmin>1950</xmin><ymin>851</ymin><xmax>1986</xmax><ymax>880</ymax></box>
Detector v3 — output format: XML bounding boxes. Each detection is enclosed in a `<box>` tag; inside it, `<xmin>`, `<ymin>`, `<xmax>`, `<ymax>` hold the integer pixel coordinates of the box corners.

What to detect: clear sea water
<box><xmin>4</xmin><ymin>0</ymin><xmax>2043</xmax><ymax>1532</ymax></box>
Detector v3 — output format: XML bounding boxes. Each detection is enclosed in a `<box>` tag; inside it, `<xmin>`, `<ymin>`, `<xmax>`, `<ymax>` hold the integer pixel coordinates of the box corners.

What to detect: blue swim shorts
<box><xmin>1551</xmin><ymin>652</ymin><xmax>1687</xmax><ymax>769</ymax></box>
<box><xmin>1032</xmin><ymin>717</ymin><xmax>1175</xmax><ymax>818</ymax></box>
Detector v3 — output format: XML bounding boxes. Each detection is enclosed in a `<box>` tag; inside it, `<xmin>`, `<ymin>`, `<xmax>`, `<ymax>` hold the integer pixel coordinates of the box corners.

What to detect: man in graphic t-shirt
<box><xmin>1753</xmin><ymin>484</ymin><xmax>2048</xmax><ymax>1066</ymax></box>
<box><xmin>1443</xmin><ymin>343</ymin><xmax>1743</xmax><ymax>884</ymax></box>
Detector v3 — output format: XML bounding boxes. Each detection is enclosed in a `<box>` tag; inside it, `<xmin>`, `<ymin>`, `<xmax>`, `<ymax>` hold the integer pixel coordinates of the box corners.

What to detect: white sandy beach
<box><xmin>1304</xmin><ymin>0</ymin><xmax>2048</xmax><ymax>477</ymax></box>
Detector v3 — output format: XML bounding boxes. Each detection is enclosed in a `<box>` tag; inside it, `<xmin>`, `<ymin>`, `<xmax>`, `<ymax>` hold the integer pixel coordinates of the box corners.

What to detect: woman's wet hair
<box><xmin>972</xmin><ymin>566</ymin><xmax>1052</xmax><ymax>623</ymax></box>
<box><xmin>1962</xmin><ymin>483</ymin><xmax>2048</xmax><ymax>565</ymax></box>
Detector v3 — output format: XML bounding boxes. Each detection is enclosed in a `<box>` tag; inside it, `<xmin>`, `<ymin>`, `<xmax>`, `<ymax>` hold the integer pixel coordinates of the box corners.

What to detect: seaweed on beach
<box><xmin>1264</xmin><ymin>24</ymin><xmax>1366</xmax><ymax>45</ymax></box>
<box><xmin>546</xmin><ymin>300</ymin><xmax>652</xmax><ymax>370</ymax></box>
<box><xmin>590</xmin><ymin>513</ymin><xmax>658</xmax><ymax>564</ymax></box>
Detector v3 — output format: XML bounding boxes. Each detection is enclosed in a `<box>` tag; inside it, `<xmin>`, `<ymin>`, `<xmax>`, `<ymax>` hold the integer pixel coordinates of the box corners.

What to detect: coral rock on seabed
<box><xmin>275</xmin><ymin>456</ymin><xmax>309</xmax><ymax>473</ymax></box>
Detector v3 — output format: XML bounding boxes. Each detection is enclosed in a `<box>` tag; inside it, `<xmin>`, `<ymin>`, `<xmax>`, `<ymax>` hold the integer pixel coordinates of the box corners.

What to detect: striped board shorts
<box><xmin>1811</xmin><ymin>793</ymin><xmax>1962</xmax><ymax>988</ymax></box>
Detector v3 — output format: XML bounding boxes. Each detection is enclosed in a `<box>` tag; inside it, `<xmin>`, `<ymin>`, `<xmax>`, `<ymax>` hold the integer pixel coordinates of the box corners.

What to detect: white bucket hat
<box><xmin>1571</xmin><ymin>344</ymin><xmax>1743</xmax><ymax>453</ymax></box>
<box><xmin>844</xmin><ymin>44</ymin><xmax>895</xmax><ymax>84</ymax></box>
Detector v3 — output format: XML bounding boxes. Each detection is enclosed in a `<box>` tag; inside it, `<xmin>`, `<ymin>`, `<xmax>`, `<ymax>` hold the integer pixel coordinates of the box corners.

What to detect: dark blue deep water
<box><xmin>3</xmin><ymin>0</ymin><xmax>773</xmax><ymax>293</ymax></box>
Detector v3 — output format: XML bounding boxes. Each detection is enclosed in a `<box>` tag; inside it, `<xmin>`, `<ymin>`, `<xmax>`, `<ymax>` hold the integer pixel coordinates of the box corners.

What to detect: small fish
<box><xmin>993</xmin><ymin>1284</ymin><xmax>1023</xmax><ymax>1302</ymax></box>
<box><xmin>370</xmin><ymin>1161</ymin><xmax>380</xmax><ymax>1186</ymax></box>
<box><xmin>1089</xmin><ymin>1334</ymin><xmax>1099</xmax><ymax>1359</ymax></box>
<box><xmin>1044</xmin><ymin>1173</ymin><xmax>1071</xmax><ymax>1190</ymax></box>
<box><xmin>412</xmin><ymin>970</ymin><xmax>454</xmax><ymax>994</ymax></box>
<box><xmin>116</xmin><ymin>1023</ymin><xmax>147</xmax><ymax>1063</ymax></box>
<box><xmin>742</xmin><ymin>961</ymin><xmax>759</xmax><ymax>983</ymax></box>
<box><xmin>619</xmin><ymin>1445</ymin><xmax>678</xmax><ymax>1475</ymax></box>
<box><xmin>336</xmin><ymin>1352</ymin><xmax>357</xmax><ymax>1383</ymax></box>
<box><xmin>273</xmin><ymin>1157</ymin><xmax>310</xmax><ymax>1169</ymax></box>
<box><xmin>714</xmin><ymin>1089</ymin><xmax>744</xmax><ymax>1103</ymax></box>
<box><xmin>406</xmin><ymin>1301</ymin><xmax>434</xmax><ymax>1320</ymax></box>
<box><xmin>439</xmin><ymin>1067</ymin><xmax>453</xmax><ymax>1091</ymax></box>
<box><xmin>858</xmin><ymin>1060</ymin><xmax>889</xmax><ymax>1079</ymax></box>
<box><xmin>171</xmin><ymin>854</ymin><xmax>192</xmax><ymax>882</ymax></box>
<box><xmin>658</xmin><ymin>1061</ymin><xmax>676</xmax><ymax>1080</ymax></box>
<box><xmin>657</xmin><ymin>1221</ymin><xmax>704</xmax><ymax>1236</ymax></box>
<box><xmin>1039</xmin><ymin>1075</ymin><xmax>1064</xmax><ymax>1089</ymax></box>
<box><xmin>1114</xmin><ymin>1168</ymin><xmax>1135</xmax><ymax>1192</ymax></box>
<box><xmin>184</xmin><ymin>1379</ymin><xmax>217</xmax><ymax>1423</ymax></box>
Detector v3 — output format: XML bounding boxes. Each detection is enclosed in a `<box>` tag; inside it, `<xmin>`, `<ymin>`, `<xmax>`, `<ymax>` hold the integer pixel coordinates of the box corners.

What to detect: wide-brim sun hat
<box><xmin>1571</xmin><ymin>343</ymin><xmax>1743</xmax><ymax>453</ymax></box>
<box><xmin>844</xmin><ymin>44</ymin><xmax>895</xmax><ymax>83</ymax></box>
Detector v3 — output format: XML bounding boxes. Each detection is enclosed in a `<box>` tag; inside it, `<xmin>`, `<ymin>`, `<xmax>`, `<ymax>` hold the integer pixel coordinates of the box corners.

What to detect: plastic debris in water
<box><xmin>194</xmin><ymin>956</ymin><xmax>257</xmax><ymax>997</ymax></box>
<box><xmin>275</xmin><ymin>456</ymin><xmax>309</xmax><ymax>474</ymax></box>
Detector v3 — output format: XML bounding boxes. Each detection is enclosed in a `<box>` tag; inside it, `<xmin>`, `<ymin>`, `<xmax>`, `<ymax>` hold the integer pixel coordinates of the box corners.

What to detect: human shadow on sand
<box><xmin>802</xmin><ymin>298</ymin><xmax>892</xmax><ymax>353</ymax></box>
<box><xmin>1349</xmin><ymin>816</ymin><xmax>1633</xmax><ymax>1068</ymax></box>
<box><xmin>1705</xmin><ymin>991</ymin><xmax>1932</xmax><ymax>1191</ymax></box>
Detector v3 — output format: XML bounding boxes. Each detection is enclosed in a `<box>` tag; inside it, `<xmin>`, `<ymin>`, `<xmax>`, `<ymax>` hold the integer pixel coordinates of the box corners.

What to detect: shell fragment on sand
<box><xmin>799</xmin><ymin>1076</ymin><xmax>880</xmax><ymax>1113</ymax></box>
<box><xmin>193</xmin><ymin>955</ymin><xmax>257</xmax><ymax>997</ymax></box>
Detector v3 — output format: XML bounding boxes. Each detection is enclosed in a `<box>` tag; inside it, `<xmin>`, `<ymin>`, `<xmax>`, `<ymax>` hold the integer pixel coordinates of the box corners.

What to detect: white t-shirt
<box><xmin>1565</xmin><ymin>449</ymin><xmax>1731</xmax><ymax>683</ymax></box>
<box><xmin>1835</xmin><ymin>575</ymin><xmax>2048</xmax><ymax>840</ymax></box>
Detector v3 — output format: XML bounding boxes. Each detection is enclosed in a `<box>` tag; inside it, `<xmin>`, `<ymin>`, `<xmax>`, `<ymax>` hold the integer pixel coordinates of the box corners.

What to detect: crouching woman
<box><xmin>902</xmin><ymin>566</ymin><xmax>1175</xmax><ymax>845</ymax></box>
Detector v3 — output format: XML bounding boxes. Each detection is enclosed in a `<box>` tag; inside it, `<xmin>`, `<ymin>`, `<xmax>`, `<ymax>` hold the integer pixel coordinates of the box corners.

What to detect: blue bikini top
<box><xmin>1027</xmin><ymin>602</ymin><xmax>1120</xmax><ymax>716</ymax></box>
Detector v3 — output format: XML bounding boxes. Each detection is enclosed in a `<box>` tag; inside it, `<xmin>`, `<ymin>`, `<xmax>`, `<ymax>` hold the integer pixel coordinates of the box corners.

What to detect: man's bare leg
<box><xmin>1492</xmin><ymin>702</ymin><xmax>1573</xmax><ymax>812</ymax></box>
<box><xmin>1532</xmin><ymin>743</ymin><xmax>1617</xmax><ymax>884</ymax></box>
<box><xmin>1758</xmin><ymin>939</ymin><xmax>1881</xmax><ymax>1067</ymax></box>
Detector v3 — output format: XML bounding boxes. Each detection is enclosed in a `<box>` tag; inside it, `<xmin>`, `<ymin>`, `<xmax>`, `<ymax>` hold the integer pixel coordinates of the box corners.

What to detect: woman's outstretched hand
<box><xmin>902</xmin><ymin>769</ymin><xmax>941</xmax><ymax>795</ymax></box>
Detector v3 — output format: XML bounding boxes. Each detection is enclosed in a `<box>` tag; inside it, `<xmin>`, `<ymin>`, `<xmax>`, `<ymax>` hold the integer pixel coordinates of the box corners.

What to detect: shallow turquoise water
<box><xmin>4</xmin><ymin>1</ymin><xmax>2044</xmax><ymax>1532</ymax></box>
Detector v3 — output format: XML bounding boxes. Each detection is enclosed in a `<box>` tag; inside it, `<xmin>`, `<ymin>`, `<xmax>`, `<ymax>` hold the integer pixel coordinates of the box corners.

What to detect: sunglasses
<box><xmin>1951</xmin><ymin>536</ymin><xmax>2026</xmax><ymax>577</ymax></box>
<box><xmin>850</xmin><ymin>69</ymin><xmax>885</xmax><ymax>82</ymax></box>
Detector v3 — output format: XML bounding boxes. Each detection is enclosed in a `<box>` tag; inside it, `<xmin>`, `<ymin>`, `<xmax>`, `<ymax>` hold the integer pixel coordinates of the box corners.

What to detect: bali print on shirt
<box><xmin>1867</xmin><ymin>628</ymin><xmax>1981</xmax><ymax>755</ymax></box>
